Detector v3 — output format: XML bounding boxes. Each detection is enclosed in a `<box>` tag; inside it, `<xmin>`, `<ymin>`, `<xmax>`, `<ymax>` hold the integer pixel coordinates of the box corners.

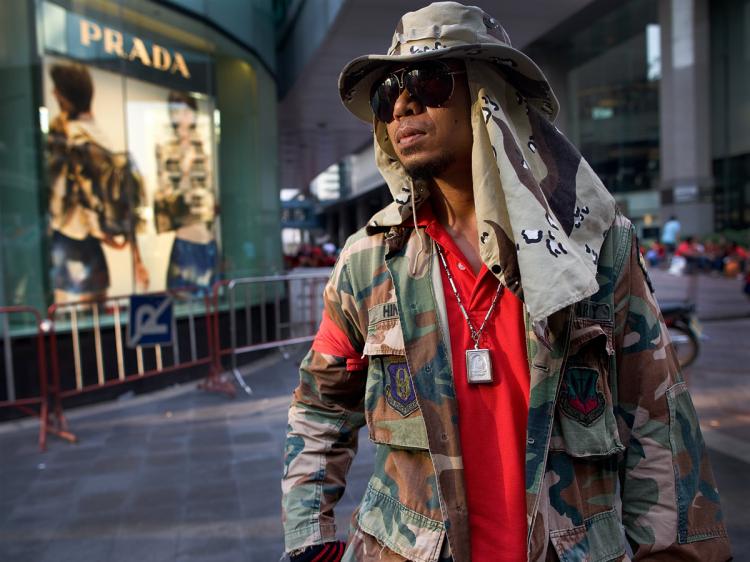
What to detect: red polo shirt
<box><xmin>421</xmin><ymin>209</ymin><xmax>530</xmax><ymax>562</ymax></box>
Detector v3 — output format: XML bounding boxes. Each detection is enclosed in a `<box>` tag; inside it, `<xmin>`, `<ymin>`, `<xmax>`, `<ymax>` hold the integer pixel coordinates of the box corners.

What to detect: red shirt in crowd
<box><xmin>675</xmin><ymin>240</ymin><xmax>696</xmax><ymax>257</ymax></box>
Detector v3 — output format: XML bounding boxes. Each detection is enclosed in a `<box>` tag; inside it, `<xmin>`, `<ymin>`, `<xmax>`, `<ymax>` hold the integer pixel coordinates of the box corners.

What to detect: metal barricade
<box><xmin>204</xmin><ymin>271</ymin><xmax>330</xmax><ymax>395</ymax></box>
<box><xmin>0</xmin><ymin>306</ymin><xmax>75</xmax><ymax>450</ymax></box>
<box><xmin>47</xmin><ymin>288</ymin><xmax>212</xmax><ymax>402</ymax></box>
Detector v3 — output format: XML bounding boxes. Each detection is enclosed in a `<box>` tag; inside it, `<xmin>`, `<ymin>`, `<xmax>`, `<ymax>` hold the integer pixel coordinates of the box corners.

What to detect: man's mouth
<box><xmin>396</xmin><ymin>126</ymin><xmax>426</xmax><ymax>148</ymax></box>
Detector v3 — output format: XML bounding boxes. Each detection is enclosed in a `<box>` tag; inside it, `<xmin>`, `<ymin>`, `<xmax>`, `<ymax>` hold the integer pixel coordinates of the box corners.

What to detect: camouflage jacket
<box><xmin>281</xmin><ymin>212</ymin><xmax>731</xmax><ymax>561</ymax></box>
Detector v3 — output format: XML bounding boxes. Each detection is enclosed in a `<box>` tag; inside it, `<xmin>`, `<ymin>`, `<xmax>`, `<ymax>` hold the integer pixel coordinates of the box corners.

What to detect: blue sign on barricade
<box><xmin>128</xmin><ymin>294</ymin><xmax>173</xmax><ymax>347</ymax></box>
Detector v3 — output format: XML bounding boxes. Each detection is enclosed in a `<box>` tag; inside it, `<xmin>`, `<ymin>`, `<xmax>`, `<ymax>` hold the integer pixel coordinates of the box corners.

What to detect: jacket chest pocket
<box><xmin>363</xmin><ymin>303</ymin><xmax>428</xmax><ymax>451</ymax></box>
<box><xmin>551</xmin><ymin>315</ymin><xmax>624</xmax><ymax>458</ymax></box>
<box><xmin>545</xmin><ymin>315</ymin><xmax>626</xmax><ymax>544</ymax></box>
<box><xmin>549</xmin><ymin>508</ymin><xmax>628</xmax><ymax>562</ymax></box>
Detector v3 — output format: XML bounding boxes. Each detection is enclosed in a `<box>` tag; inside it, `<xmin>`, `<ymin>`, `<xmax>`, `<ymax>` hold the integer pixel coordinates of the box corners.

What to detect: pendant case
<box><xmin>465</xmin><ymin>348</ymin><xmax>493</xmax><ymax>384</ymax></box>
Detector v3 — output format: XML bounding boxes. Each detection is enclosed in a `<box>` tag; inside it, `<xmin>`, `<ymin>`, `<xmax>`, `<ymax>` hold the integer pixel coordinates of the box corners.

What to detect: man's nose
<box><xmin>392</xmin><ymin>89</ymin><xmax>423</xmax><ymax>120</ymax></box>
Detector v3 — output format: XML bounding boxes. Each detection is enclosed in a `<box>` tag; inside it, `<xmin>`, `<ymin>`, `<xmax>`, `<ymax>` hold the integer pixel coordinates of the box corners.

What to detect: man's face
<box><xmin>383</xmin><ymin>61</ymin><xmax>473</xmax><ymax>180</ymax></box>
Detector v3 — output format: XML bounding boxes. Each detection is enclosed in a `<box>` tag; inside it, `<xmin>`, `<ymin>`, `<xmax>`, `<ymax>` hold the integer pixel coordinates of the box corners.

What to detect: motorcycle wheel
<box><xmin>668</xmin><ymin>324</ymin><xmax>699</xmax><ymax>369</ymax></box>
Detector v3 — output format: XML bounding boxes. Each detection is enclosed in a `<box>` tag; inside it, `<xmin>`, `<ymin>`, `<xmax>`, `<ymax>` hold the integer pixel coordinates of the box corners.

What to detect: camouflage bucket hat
<box><xmin>338</xmin><ymin>1</ymin><xmax>559</xmax><ymax>123</ymax></box>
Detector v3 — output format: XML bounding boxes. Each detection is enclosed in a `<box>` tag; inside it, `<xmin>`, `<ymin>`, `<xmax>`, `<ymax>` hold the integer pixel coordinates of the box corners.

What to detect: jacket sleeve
<box><xmin>613</xmin><ymin>224</ymin><xmax>732</xmax><ymax>560</ymax></box>
<box><xmin>281</xmin><ymin>256</ymin><xmax>367</xmax><ymax>552</ymax></box>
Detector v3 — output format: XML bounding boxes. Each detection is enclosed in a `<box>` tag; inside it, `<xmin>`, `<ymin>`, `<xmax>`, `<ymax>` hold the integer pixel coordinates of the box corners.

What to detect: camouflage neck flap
<box><xmin>367</xmin><ymin>60</ymin><xmax>616</xmax><ymax>324</ymax></box>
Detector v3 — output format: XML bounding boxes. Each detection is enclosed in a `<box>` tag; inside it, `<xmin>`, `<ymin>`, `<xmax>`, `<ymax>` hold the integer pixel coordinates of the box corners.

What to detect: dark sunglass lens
<box><xmin>406</xmin><ymin>64</ymin><xmax>453</xmax><ymax>107</ymax></box>
<box><xmin>370</xmin><ymin>75</ymin><xmax>400</xmax><ymax>122</ymax></box>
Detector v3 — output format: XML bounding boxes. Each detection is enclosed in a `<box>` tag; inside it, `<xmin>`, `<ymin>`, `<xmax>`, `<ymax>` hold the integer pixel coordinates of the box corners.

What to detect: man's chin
<box><xmin>403</xmin><ymin>154</ymin><xmax>454</xmax><ymax>181</ymax></box>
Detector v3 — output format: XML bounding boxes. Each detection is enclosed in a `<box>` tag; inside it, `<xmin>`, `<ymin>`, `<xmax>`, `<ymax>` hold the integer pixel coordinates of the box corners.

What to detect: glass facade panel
<box><xmin>0</xmin><ymin>0</ymin><xmax>281</xmax><ymax>318</ymax></box>
<box><xmin>711</xmin><ymin>0</ymin><xmax>750</xmax><ymax>230</ymax></box>
<box><xmin>0</xmin><ymin>0</ymin><xmax>44</xmax><ymax>312</ymax></box>
<box><xmin>565</xmin><ymin>0</ymin><xmax>660</xmax><ymax>198</ymax></box>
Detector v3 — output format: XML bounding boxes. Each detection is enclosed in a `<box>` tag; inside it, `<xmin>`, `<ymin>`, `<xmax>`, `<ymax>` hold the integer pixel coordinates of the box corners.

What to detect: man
<box><xmin>47</xmin><ymin>62</ymin><xmax>149</xmax><ymax>303</ymax></box>
<box><xmin>281</xmin><ymin>3</ymin><xmax>731</xmax><ymax>561</ymax></box>
<box><xmin>660</xmin><ymin>215</ymin><xmax>681</xmax><ymax>256</ymax></box>
<box><xmin>154</xmin><ymin>90</ymin><xmax>218</xmax><ymax>292</ymax></box>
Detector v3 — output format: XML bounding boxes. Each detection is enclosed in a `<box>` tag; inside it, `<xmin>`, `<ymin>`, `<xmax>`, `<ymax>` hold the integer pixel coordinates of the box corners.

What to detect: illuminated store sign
<box><xmin>79</xmin><ymin>20</ymin><xmax>191</xmax><ymax>79</ymax></box>
<box><xmin>41</xmin><ymin>1</ymin><xmax>210</xmax><ymax>92</ymax></box>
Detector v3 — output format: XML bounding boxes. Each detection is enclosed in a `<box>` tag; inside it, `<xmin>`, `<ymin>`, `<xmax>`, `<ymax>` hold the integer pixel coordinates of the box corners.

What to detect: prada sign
<box><xmin>79</xmin><ymin>20</ymin><xmax>191</xmax><ymax>79</ymax></box>
<box><xmin>41</xmin><ymin>1</ymin><xmax>211</xmax><ymax>93</ymax></box>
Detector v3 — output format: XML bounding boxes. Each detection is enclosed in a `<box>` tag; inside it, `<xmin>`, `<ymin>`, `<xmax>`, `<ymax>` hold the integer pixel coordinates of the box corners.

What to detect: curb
<box><xmin>0</xmin><ymin>351</ymin><xmax>295</xmax><ymax>436</ymax></box>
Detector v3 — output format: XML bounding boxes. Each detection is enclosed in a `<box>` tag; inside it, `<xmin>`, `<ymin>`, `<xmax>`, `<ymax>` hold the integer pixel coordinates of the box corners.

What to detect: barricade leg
<box><xmin>0</xmin><ymin>307</ymin><xmax>77</xmax><ymax>452</ymax></box>
<box><xmin>199</xmin><ymin>285</ymin><xmax>236</xmax><ymax>397</ymax></box>
<box><xmin>200</xmin><ymin>273</ymin><xmax>330</xmax><ymax>399</ymax></box>
<box><xmin>40</xmin><ymin>327</ymin><xmax>76</xmax><ymax>451</ymax></box>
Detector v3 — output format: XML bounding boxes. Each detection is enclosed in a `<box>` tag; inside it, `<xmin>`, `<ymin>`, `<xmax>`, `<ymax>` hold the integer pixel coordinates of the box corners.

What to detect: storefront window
<box><xmin>0</xmin><ymin>0</ymin><xmax>282</xmax><ymax>317</ymax></box>
<box><xmin>40</xmin><ymin>1</ymin><xmax>219</xmax><ymax>302</ymax></box>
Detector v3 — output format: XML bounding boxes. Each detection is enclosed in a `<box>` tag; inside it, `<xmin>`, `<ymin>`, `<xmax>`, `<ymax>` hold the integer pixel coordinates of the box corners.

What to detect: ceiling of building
<box><xmin>277</xmin><ymin>0</ymin><xmax>596</xmax><ymax>191</ymax></box>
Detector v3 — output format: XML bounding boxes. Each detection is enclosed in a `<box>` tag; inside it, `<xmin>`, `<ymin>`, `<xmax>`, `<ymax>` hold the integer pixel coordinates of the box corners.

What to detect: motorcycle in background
<box><xmin>661</xmin><ymin>301</ymin><xmax>703</xmax><ymax>369</ymax></box>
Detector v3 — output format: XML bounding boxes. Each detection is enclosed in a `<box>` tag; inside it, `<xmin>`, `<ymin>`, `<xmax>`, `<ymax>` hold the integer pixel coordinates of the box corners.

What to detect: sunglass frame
<box><xmin>369</xmin><ymin>60</ymin><xmax>465</xmax><ymax>123</ymax></box>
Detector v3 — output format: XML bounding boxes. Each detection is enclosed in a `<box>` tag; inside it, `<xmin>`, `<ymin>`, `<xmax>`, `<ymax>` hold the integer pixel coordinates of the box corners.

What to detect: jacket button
<box><xmin>527</xmin><ymin>437</ymin><xmax>535</xmax><ymax>445</ymax></box>
<box><xmin>440</xmin><ymin>432</ymin><xmax>449</xmax><ymax>442</ymax></box>
<box><xmin>491</xmin><ymin>264</ymin><xmax>502</xmax><ymax>274</ymax></box>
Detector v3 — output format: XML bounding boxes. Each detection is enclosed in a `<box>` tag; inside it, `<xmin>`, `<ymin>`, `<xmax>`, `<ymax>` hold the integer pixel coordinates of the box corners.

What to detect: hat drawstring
<box><xmin>411</xmin><ymin>186</ymin><xmax>424</xmax><ymax>276</ymax></box>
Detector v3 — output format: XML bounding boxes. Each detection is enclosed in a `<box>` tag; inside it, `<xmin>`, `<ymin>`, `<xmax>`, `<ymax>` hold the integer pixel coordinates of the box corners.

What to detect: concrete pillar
<box><xmin>337</xmin><ymin>206</ymin><xmax>351</xmax><ymax>249</ymax></box>
<box><xmin>658</xmin><ymin>0</ymin><xmax>714</xmax><ymax>236</ymax></box>
<box><xmin>325</xmin><ymin>209</ymin><xmax>337</xmax><ymax>243</ymax></box>
<box><xmin>355</xmin><ymin>197</ymin><xmax>370</xmax><ymax>232</ymax></box>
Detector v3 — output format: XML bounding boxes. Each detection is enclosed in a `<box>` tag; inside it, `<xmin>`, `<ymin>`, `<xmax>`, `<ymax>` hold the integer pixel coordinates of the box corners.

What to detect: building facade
<box><xmin>2</xmin><ymin>0</ymin><xmax>749</xmax><ymax>311</ymax></box>
<box><xmin>536</xmin><ymin>0</ymin><xmax>750</xmax><ymax>237</ymax></box>
<box><xmin>0</xmin><ymin>0</ymin><xmax>283</xmax><ymax>313</ymax></box>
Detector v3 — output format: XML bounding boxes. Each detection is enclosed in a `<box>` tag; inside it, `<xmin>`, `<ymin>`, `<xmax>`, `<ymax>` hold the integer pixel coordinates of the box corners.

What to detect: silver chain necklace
<box><xmin>435</xmin><ymin>243</ymin><xmax>503</xmax><ymax>384</ymax></box>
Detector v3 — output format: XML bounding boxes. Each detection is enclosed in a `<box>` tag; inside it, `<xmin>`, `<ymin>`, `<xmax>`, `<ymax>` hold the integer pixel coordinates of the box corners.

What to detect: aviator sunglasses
<box><xmin>369</xmin><ymin>60</ymin><xmax>465</xmax><ymax>123</ymax></box>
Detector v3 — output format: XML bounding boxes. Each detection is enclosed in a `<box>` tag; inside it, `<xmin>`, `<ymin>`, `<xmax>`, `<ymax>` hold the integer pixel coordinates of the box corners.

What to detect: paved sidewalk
<box><xmin>650</xmin><ymin>268</ymin><xmax>750</xmax><ymax>554</ymax></box>
<box><xmin>0</xmin><ymin>350</ymin><xmax>374</xmax><ymax>562</ymax></box>
<box><xmin>0</xmin><ymin>269</ymin><xmax>748</xmax><ymax>561</ymax></box>
<box><xmin>648</xmin><ymin>267</ymin><xmax>750</xmax><ymax>321</ymax></box>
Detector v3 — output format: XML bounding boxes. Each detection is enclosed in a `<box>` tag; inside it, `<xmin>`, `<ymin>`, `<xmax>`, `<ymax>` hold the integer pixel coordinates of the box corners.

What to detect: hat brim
<box><xmin>339</xmin><ymin>43</ymin><xmax>559</xmax><ymax>123</ymax></box>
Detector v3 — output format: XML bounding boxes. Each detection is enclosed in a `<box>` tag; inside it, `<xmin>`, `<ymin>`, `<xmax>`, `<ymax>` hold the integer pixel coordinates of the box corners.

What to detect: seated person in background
<box><xmin>726</xmin><ymin>241</ymin><xmax>748</xmax><ymax>276</ymax></box>
<box><xmin>645</xmin><ymin>241</ymin><xmax>665</xmax><ymax>267</ymax></box>
<box><xmin>676</xmin><ymin>236</ymin><xmax>704</xmax><ymax>273</ymax></box>
<box><xmin>703</xmin><ymin>239</ymin><xmax>726</xmax><ymax>273</ymax></box>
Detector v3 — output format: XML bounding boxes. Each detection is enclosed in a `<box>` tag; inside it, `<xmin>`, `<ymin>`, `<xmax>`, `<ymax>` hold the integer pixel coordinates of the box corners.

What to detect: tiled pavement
<box><xmin>0</xmin><ymin>351</ymin><xmax>374</xmax><ymax>562</ymax></box>
<box><xmin>0</xmin><ymin>269</ymin><xmax>748</xmax><ymax>561</ymax></box>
